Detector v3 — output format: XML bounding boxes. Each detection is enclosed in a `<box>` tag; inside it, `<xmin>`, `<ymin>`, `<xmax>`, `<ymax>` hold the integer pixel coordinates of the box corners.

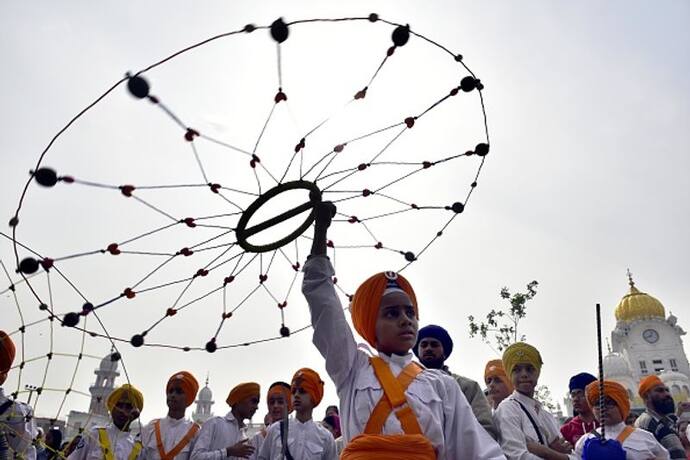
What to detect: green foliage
<box><xmin>468</xmin><ymin>280</ymin><xmax>538</xmax><ymax>353</ymax></box>
<box><xmin>534</xmin><ymin>384</ymin><xmax>557</xmax><ymax>412</ymax></box>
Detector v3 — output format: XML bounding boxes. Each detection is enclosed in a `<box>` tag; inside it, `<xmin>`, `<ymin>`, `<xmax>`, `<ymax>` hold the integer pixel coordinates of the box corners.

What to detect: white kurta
<box><xmin>302</xmin><ymin>255</ymin><xmax>506</xmax><ymax>460</ymax></box>
<box><xmin>494</xmin><ymin>390</ymin><xmax>577</xmax><ymax>460</ymax></box>
<box><xmin>139</xmin><ymin>416</ymin><xmax>198</xmax><ymax>460</ymax></box>
<box><xmin>190</xmin><ymin>412</ymin><xmax>247</xmax><ymax>460</ymax></box>
<box><xmin>67</xmin><ymin>424</ymin><xmax>137</xmax><ymax>460</ymax></box>
<box><xmin>0</xmin><ymin>387</ymin><xmax>36</xmax><ymax>460</ymax></box>
<box><xmin>257</xmin><ymin>418</ymin><xmax>336</xmax><ymax>460</ymax></box>
<box><xmin>574</xmin><ymin>422</ymin><xmax>669</xmax><ymax>460</ymax></box>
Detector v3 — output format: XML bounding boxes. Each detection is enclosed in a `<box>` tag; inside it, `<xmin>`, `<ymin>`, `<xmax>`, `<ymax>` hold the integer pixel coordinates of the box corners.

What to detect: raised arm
<box><xmin>302</xmin><ymin>202</ymin><xmax>363</xmax><ymax>389</ymax></box>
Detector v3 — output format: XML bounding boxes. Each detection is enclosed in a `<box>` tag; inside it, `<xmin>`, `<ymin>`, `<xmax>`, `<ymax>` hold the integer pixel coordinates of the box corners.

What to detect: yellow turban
<box><xmin>226</xmin><ymin>382</ymin><xmax>260</xmax><ymax>407</ymax></box>
<box><xmin>484</xmin><ymin>359</ymin><xmax>513</xmax><ymax>392</ymax></box>
<box><xmin>350</xmin><ymin>272</ymin><xmax>418</xmax><ymax>347</ymax></box>
<box><xmin>638</xmin><ymin>375</ymin><xmax>664</xmax><ymax>399</ymax></box>
<box><xmin>0</xmin><ymin>331</ymin><xmax>16</xmax><ymax>374</ymax></box>
<box><xmin>167</xmin><ymin>371</ymin><xmax>199</xmax><ymax>407</ymax></box>
<box><xmin>107</xmin><ymin>384</ymin><xmax>144</xmax><ymax>413</ymax></box>
<box><xmin>502</xmin><ymin>342</ymin><xmax>543</xmax><ymax>378</ymax></box>
<box><xmin>291</xmin><ymin>368</ymin><xmax>325</xmax><ymax>407</ymax></box>
<box><xmin>586</xmin><ymin>380</ymin><xmax>631</xmax><ymax>420</ymax></box>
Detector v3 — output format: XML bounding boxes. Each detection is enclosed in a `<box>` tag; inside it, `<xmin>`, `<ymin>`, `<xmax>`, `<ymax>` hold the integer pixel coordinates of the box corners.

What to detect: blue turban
<box><xmin>414</xmin><ymin>324</ymin><xmax>453</xmax><ymax>359</ymax></box>
<box><xmin>569</xmin><ymin>372</ymin><xmax>597</xmax><ymax>392</ymax></box>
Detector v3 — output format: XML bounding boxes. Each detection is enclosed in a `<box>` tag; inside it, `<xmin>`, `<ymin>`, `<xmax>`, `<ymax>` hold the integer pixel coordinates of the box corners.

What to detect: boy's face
<box><xmin>417</xmin><ymin>337</ymin><xmax>445</xmax><ymax>368</ymax></box>
<box><xmin>570</xmin><ymin>388</ymin><xmax>591</xmax><ymax>415</ymax></box>
<box><xmin>593</xmin><ymin>397</ymin><xmax>623</xmax><ymax>425</ymax></box>
<box><xmin>166</xmin><ymin>382</ymin><xmax>187</xmax><ymax>413</ymax></box>
<box><xmin>485</xmin><ymin>375</ymin><xmax>512</xmax><ymax>408</ymax></box>
<box><xmin>234</xmin><ymin>395</ymin><xmax>260</xmax><ymax>421</ymax></box>
<box><xmin>291</xmin><ymin>386</ymin><xmax>314</xmax><ymax>413</ymax></box>
<box><xmin>268</xmin><ymin>392</ymin><xmax>288</xmax><ymax>422</ymax></box>
<box><xmin>511</xmin><ymin>363</ymin><xmax>539</xmax><ymax>396</ymax></box>
<box><xmin>111</xmin><ymin>397</ymin><xmax>140</xmax><ymax>430</ymax></box>
<box><xmin>375</xmin><ymin>291</ymin><xmax>418</xmax><ymax>355</ymax></box>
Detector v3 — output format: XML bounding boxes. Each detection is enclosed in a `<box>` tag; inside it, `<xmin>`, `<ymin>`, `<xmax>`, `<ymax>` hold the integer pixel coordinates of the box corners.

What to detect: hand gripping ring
<box><xmin>235</xmin><ymin>180</ymin><xmax>322</xmax><ymax>253</ymax></box>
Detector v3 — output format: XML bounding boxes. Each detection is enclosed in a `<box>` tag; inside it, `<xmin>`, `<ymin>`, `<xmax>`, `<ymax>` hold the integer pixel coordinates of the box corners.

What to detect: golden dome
<box><xmin>614</xmin><ymin>271</ymin><xmax>665</xmax><ymax>322</ymax></box>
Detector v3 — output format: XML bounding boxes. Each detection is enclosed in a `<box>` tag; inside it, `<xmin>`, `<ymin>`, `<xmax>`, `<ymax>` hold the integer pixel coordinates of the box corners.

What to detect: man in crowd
<box><xmin>560</xmin><ymin>373</ymin><xmax>598</xmax><ymax>445</ymax></box>
<box><xmin>635</xmin><ymin>375</ymin><xmax>686</xmax><ymax>459</ymax></box>
<box><xmin>414</xmin><ymin>324</ymin><xmax>498</xmax><ymax>439</ymax></box>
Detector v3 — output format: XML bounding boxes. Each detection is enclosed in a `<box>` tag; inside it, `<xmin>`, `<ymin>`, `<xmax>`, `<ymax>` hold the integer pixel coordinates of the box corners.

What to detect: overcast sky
<box><xmin>1</xmin><ymin>0</ymin><xmax>689</xmax><ymax>425</ymax></box>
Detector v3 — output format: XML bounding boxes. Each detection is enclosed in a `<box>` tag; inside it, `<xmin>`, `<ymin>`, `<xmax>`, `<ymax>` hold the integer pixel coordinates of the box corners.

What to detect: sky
<box><xmin>1</xmin><ymin>0</ymin><xmax>689</xmax><ymax>426</ymax></box>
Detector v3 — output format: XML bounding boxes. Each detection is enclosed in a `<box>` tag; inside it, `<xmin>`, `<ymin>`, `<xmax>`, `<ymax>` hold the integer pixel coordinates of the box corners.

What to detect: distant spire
<box><xmin>627</xmin><ymin>268</ymin><xmax>635</xmax><ymax>288</ymax></box>
<box><xmin>205</xmin><ymin>372</ymin><xmax>210</xmax><ymax>386</ymax></box>
<box><xmin>606</xmin><ymin>337</ymin><xmax>612</xmax><ymax>354</ymax></box>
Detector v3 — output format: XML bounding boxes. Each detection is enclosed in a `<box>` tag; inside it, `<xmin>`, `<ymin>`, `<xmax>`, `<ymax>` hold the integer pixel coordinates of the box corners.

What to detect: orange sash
<box><xmin>342</xmin><ymin>357</ymin><xmax>436</xmax><ymax>459</ymax></box>
<box><xmin>616</xmin><ymin>425</ymin><xmax>635</xmax><ymax>444</ymax></box>
<box><xmin>153</xmin><ymin>420</ymin><xmax>199</xmax><ymax>460</ymax></box>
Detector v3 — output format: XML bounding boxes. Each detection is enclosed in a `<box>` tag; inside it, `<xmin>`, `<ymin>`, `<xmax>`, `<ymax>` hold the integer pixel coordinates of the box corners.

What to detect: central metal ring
<box><xmin>235</xmin><ymin>180</ymin><xmax>322</xmax><ymax>253</ymax></box>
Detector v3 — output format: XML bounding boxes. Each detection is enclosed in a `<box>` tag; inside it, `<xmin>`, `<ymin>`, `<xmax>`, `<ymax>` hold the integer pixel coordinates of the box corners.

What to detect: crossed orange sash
<box><xmin>153</xmin><ymin>420</ymin><xmax>199</xmax><ymax>460</ymax></box>
<box><xmin>341</xmin><ymin>357</ymin><xmax>436</xmax><ymax>460</ymax></box>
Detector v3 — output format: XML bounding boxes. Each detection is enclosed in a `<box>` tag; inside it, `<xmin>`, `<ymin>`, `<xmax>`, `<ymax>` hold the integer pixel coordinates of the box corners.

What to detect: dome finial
<box><xmin>627</xmin><ymin>268</ymin><xmax>635</xmax><ymax>288</ymax></box>
<box><xmin>205</xmin><ymin>371</ymin><xmax>209</xmax><ymax>387</ymax></box>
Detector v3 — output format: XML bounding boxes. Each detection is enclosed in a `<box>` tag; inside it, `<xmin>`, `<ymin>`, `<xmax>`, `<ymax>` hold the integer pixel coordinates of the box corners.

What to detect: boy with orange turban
<box><xmin>635</xmin><ymin>375</ymin><xmax>685</xmax><ymax>459</ymax></box>
<box><xmin>257</xmin><ymin>368</ymin><xmax>335</xmax><ymax>459</ymax></box>
<box><xmin>484</xmin><ymin>359</ymin><xmax>513</xmax><ymax>410</ymax></box>
<box><xmin>249</xmin><ymin>381</ymin><xmax>292</xmax><ymax>458</ymax></box>
<box><xmin>493</xmin><ymin>342</ymin><xmax>576</xmax><ymax>459</ymax></box>
<box><xmin>140</xmin><ymin>372</ymin><xmax>200</xmax><ymax>460</ymax></box>
<box><xmin>301</xmin><ymin>203</ymin><xmax>504</xmax><ymax>459</ymax></box>
<box><xmin>68</xmin><ymin>383</ymin><xmax>143</xmax><ymax>460</ymax></box>
<box><xmin>574</xmin><ymin>380</ymin><xmax>669</xmax><ymax>459</ymax></box>
<box><xmin>1</xmin><ymin>330</ymin><xmax>37</xmax><ymax>460</ymax></box>
<box><xmin>191</xmin><ymin>382</ymin><xmax>259</xmax><ymax>460</ymax></box>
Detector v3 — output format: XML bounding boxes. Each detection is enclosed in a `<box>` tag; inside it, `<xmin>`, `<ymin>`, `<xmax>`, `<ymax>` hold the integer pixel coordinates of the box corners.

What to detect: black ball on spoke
<box><xmin>62</xmin><ymin>312</ymin><xmax>80</xmax><ymax>328</ymax></box>
<box><xmin>205</xmin><ymin>340</ymin><xmax>217</xmax><ymax>353</ymax></box>
<box><xmin>127</xmin><ymin>75</ymin><xmax>150</xmax><ymax>99</ymax></box>
<box><xmin>18</xmin><ymin>257</ymin><xmax>39</xmax><ymax>274</ymax></box>
<box><xmin>34</xmin><ymin>168</ymin><xmax>58</xmax><ymax>187</ymax></box>
<box><xmin>475</xmin><ymin>143</ymin><xmax>490</xmax><ymax>157</ymax></box>
<box><xmin>270</xmin><ymin>18</ymin><xmax>289</xmax><ymax>43</ymax></box>
<box><xmin>451</xmin><ymin>202</ymin><xmax>465</xmax><ymax>214</ymax></box>
<box><xmin>392</xmin><ymin>25</ymin><xmax>410</xmax><ymax>47</ymax></box>
<box><xmin>280</xmin><ymin>325</ymin><xmax>290</xmax><ymax>337</ymax></box>
<box><xmin>404</xmin><ymin>251</ymin><xmax>416</xmax><ymax>262</ymax></box>
<box><xmin>130</xmin><ymin>334</ymin><xmax>145</xmax><ymax>347</ymax></box>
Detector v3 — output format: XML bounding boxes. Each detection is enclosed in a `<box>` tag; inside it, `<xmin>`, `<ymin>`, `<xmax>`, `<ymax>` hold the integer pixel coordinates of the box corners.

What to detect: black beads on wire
<box><xmin>33</xmin><ymin>168</ymin><xmax>58</xmax><ymax>187</ymax></box>
<box><xmin>62</xmin><ymin>312</ymin><xmax>80</xmax><ymax>328</ymax></box>
<box><xmin>17</xmin><ymin>257</ymin><xmax>39</xmax><ymax>274</ymax></box>
<box><xmin>392</xmin><ymin>24</ymin><xmax>410</xmax><ymax>47</ymax></box>
<box><xmin>270</xmin><ymin>18</ymin><xmax>289</xmax><ymax>43</ymax></box>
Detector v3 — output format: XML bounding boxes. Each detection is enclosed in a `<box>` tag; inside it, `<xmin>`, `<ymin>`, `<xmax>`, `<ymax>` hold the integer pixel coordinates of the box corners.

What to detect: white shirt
<box><xmin>140</xmin><ymin>416</ymin><xmax>199</xmax><ymax>460</ymax></box>
<box><xmin>0</xmin><ymin>387</ymin><xmax>37</xmax><ymax>460</ymax></box>
<box><xmin>190</xmin><ymin>412</ymin><xmax>247</xmax><ymax>460</ymax></box>
<box><xmin>67</xmin><ymin>424</ymin><xmax>137</xmax><ymax>460</ymax></box>
<box><xmin>257</xmin><ymin>418</ymin><xmax>336</xmax><ymax>460</ymax></box>
<box><xmin>302</xmin><ymin>255</ymin><xmax>506</xmax><ymax>460</ymax></box>
<box><xmin>494</xmin><ymin>390</ymin><xmax>577</xmax><ymax>460</ymax></box>
<box><xmin>574</xmin><ymin>422</ymin><xmax>670</xmax><ymax>460</ymax></box>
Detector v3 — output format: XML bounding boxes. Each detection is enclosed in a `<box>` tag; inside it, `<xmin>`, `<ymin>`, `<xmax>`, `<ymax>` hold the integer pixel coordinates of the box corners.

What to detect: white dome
<box><xmin>198</xmin><ymin>386</ymin><xmax>213</xmax><ymax>401</ymax></box>
<box><xmin>660</xmin><ymin>370</ymin><xmax>689</xmax><ymax>384</ymax></box>
<box><xmin>603</xmin><ymin>352</ymin><xmax>632</xmax><ymax>378</ymax></box>
<box><xmin>99</xmin><ymin>354</ymin><xmax>119</xmax><ymax>372</ymax></box>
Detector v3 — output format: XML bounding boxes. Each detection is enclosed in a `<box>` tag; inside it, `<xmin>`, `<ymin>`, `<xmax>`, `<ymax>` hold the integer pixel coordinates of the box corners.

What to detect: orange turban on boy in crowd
<box><xmin>107</xmin><ymin>384</ymin><xmax>144</xmax><ymax>413</ymax></box>
<box><xmin>484</xmin><ymin>359</ymin><xmax>513</xmax><ymax>392</ymax></box>
<box><xmin>638</xmin><ymin>375</ymin><xmax>664</xmax><ymax>399</ymax></box>
<box><xmin>226</xmin><ymin>382</ymin><xmax>260</xmax><ymax>407</ymax></box>
<box><xmin>167</xmin><ymin>371</ymin><xmax>199</xmax><ymax>407</ymax></box>
<box><xmin>350</xmin><ymin>272</ymin><xmax>418</xmax><ymax>347</ymax></box>
<box><xmin>1</xmin><ymin>331</ymin><xmax>16</xmax><ymax>374</ymax></box>
<box><xmin>586</xmin><ymin>380</ymin><xmax>631</xmax><ymax>420</ymax></box>
<box><xmin>291</xmin><ymin>368</ymin><xmax>324</xmax><ymax>407</ymax></box>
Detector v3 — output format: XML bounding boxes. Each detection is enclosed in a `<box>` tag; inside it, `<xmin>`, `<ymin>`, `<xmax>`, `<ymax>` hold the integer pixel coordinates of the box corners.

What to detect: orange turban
<box><xmin>342</xmin><ymin>433</ymin><xmax>435</xmax><ymax>459</ymax></box>
<box><xmin>291</xmin><ymin>368</ymin><xmax>324</xmax><ymax>407</ymax></box>
<box><xmin>638</xmin><ymin>375</ymin><xmax>664</xmax><ymax>399</ymax></box>
<box><xmin>586</xmin><ymin>380</ymin><xmax>631</xmax><ymax>420</ymax></box>
<box><xmin>268</xmin><ymin>382</ymin><xmax>293</xmax><ymax>412</ymax></box>
<box><xmin>226</xmin><ymin>382</ymin><xmax>260</xmax><ymax>407</ymax></box>
<box><xmin>107</xmin><ymin>384</ymin><xmax>144</xmax><ymax>413</ymax></box>
<box><xmin>167</xmin><ymin>371</ymin><xmax>199</xmax><ymax>407</ymax></box>
<box><xmin>0</xmin><ymin>331</ymin><xmax>16</xmax><ymax>373</ymax></box>
<box><xmin>484</xmin><ymin>359</ymin><xmax>513</xmax><ymax>392</ymax></box>
<box><xmin>350</xmin><ymin>272</ymin><xmax>418</xmax><ymax>347</ymax></box>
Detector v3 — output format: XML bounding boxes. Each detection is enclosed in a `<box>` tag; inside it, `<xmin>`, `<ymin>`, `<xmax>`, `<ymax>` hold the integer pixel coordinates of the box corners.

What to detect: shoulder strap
<box><xmin>0</xmin><ymin>401</ymin><xmax>13</xmax><ymax>416</ymax></box>
<box><xmin>513</xmin><ymin>399</ymin><xmax>546</xmax><ymax>445</ymax></box>
<box><xmin>154</xmin><ymin>421</ymin><xmax>199</xmax><ymax>460</ymax></box>
<box><xmin>364</xmin><ymin>357</ymin><xmax>424</xmax><ymax>435</ymax></box>
<box><xmin>616</xmin><ymin>426</ymin><xmax>635</xmax><ymax>444</ymax></box>
<box><xmin>279</xmin><ymin>420</ymin><xmax>294</xmax><ymax>460</ymax></box>
<box><xmin>98</xmin><ymin>428</ymin><xmax>115</xmax><ymax>460</ymax></box>
<box><xmin>129</xmin><ymin>441</ymin><xmax>143</xmax><ymax>460</ymax></box>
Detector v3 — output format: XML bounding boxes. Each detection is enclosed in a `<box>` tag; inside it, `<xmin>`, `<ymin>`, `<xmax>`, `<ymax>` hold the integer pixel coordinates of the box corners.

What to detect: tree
<box><xmin>468</xmin><ymin>280</ymin><xmax>539</xmax><ymax>353</ymax></box>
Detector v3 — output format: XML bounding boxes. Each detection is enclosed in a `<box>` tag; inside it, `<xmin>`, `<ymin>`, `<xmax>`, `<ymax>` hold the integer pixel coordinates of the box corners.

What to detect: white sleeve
<box><xmin>302</xmin><ymin>256</ymin><xmax>364</xmax><ymax>389</ymax></box>
<box><xmin>493</xmin><ymin>402</ymin><xmax>543</xmax><ymax>460</ymax></box>
<box><xmin>256</xmin><ymin>426</ymin><xmax>276</xmax><ymax>460</ymax></box>
<box><xmin>67</xmin><ymin>430</ymin><xmax>94</xmax><ymax>460</ymax></box>
<box><xmin>321</xmin><ymin>433</ymin><xmax>337</xmax><ymax>460</ymax></box>
<box><xmin>190</xmin><ymin>420</ymin><xmax>224</xmax><ymax>460</ymax></box>
<box><xmin>440</xmin><ymin>377</ymin><xmax>506</xmax><ymax>459</ymax></box>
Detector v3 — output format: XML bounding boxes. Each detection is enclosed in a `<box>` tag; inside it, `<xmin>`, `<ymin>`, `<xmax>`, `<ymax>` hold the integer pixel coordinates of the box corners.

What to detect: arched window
<box><xmin>683</xmin><ymin>385</ymin><xmax>690</xmax><ymax>398</ymax></box>
<box><xmin>671</xmin><ymin>384</ymin><xmax>681</xmax><ymax>397</ymax></box>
